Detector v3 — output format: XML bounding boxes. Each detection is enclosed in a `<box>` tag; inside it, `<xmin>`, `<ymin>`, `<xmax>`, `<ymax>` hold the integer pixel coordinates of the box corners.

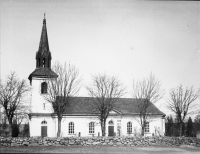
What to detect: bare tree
<box><xmin>167</xmin><ymin>85</ymin><xmax>200</xmax><ymax>136</ymax></box>
<box><xmin>0</xmin><ymin>102</ymin><xmax>29</xmax><ymax>137</ymax></box>
<box><xmin>132</xmin><ymin>73</ymin><xmax>164</xmax><ymax>136</ymax></box>
<box><xmin>14</xmin><ymin>104</ymin><xmax>29</xmax><ymax>136</ymax></box>
<box><xmin>0</xmin><ymin>72</ymin><xmax>29</xmax><ymax>137</ymax></box>
<box><xmin>43</xmin><ymin>62</ymin><xmax>81</xmax><ymax>137</ymax></box>
<box><xmin>87</xmin><ymin>74</ymin><xmax>125</xmax><ymax>136</ymax></box>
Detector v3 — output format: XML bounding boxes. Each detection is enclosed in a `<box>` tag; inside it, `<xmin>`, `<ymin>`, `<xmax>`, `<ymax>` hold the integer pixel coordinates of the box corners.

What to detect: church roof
<box><xmin>28</xmin><ymin>67</ymin><xmax>58</xmax><ymax>80</ymax></box>
<box><xmin>60</xmin><ymin>97</ymin><xmax>165</xmax><ymax>116</ymax></box>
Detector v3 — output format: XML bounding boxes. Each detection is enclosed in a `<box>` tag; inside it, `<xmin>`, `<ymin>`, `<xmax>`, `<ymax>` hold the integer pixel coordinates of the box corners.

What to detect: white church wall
<box><xmin>119</xmin><ymin>115</ymin><xmax>165</xmax><ymax>137</ymax></box>
<box><xmin>162</xmin><ymin>117</ymin><xmax>166</xmax><ymax>135</ymax></box>
<box><xmin>29</xmin><ymin>114</ymin><xmax>165</xmax><ymax>137</ymax></box>
<box><xmin>120</xmin><ymin>116</ymin><xmax>140</xmax><ymax>136</ymax></box>
<box><xmin>147</xmin><ymin>116</ymin><xmax>165</xmax><ymax>136</ymax></box>
<box><xmin>59</xmin><ymin>116</ymin><xmax>102</xmax><ymax>137</ymax></box>
<box><xmin>31</xmin><ymin>77</ymin><xmax>53</xmax><ymax>113</ymax></box>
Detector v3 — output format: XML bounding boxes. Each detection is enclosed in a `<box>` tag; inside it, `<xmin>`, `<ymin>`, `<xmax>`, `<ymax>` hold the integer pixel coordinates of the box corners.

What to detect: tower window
<box><xmin>41</xmin><ymin>82</ymin><xmax>47</xmax><ymax>94</ymax></box>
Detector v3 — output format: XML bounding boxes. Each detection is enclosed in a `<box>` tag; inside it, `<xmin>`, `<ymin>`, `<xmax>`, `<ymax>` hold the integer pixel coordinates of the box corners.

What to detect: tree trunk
<box><xmin>179</xmin><ymin>123</ymin><xmax>182</xmax><ymax>136</ymax></box>
<box><xmin>101</xmin><ymin>119</ymin><xmax>106</xmax><ymax>136</ymax></box>
<box><xmin>141</xmin><ymin>126</ymin><xmax>145</xmax><ymax>136</ymax></box>
<box><xmin>57</xmin><ymin>117</ymin><xmax>62</xmax><ymax>137</ymax></box>
<box><xmin>8</xmin><ymin>124</ymin><xmax>12</xmax><ymax>137</ymax></box>
<box><xmin>7</xmin><ymin>118</ymin><xmax>13</xmax><ymax>137</ymax></box>
<box><xmin>7</xmin><ymin>116</ymin><xmax>13</xmax><ymax>137</ymax></box>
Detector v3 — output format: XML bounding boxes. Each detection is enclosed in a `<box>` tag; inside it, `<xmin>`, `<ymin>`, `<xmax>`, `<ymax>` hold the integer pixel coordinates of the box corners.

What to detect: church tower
<box><xmin>28</xmin><ymin>15</ymin><xmax>58</xmax><ymax>114</ymax></box>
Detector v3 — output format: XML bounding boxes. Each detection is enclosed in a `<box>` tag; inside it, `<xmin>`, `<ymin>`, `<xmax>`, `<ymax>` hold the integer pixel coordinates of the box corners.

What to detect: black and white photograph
<box><xmin>0</xmin><ymin>0</ymin><xmax>200</xmax><ymax>153</ymax></box>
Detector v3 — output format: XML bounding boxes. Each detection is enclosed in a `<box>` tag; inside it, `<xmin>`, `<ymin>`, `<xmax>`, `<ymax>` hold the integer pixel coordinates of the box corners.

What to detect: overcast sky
<box><xmin>1</xmin><ymin>0</ymin><xmax>200</xmax><ymax>116</ymax></box>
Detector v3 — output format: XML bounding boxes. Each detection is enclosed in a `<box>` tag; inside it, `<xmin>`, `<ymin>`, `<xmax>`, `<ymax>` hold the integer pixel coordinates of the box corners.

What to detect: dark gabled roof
<box><xmin>28</xmin><ymin>67</ymin><xmax>58</xmax><ymax>80</ymax></box>
<box><xmin>61</xmin><ymin>97</ymin><xmax>165</xmax><ymax>116</ymax></box>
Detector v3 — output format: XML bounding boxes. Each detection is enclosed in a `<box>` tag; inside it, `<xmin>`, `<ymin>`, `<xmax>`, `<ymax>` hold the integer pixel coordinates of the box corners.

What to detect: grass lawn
<box><xmin>1</xmin><ymin>146</ymin><xmax>200</xmax><ymax>154</ymax></box>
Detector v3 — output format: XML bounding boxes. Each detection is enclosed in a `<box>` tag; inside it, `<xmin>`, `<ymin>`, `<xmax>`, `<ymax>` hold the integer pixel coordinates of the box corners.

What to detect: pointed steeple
<box><xmin>36</xmin><ymin>14</ymin><xmax>52</xmax><ymax>69</ymax></box>
<box><xmin>38</xmin><ymin>13</ymin><xmax>50</xmax><ymax>54</ymax></box>
<box><xmin>29</xmin><ymin>15</ymin><xmax>58</xmax><ymax>81</ymax></box>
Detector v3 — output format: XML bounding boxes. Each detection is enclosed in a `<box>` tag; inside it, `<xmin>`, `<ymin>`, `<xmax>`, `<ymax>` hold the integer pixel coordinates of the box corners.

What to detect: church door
<box><xmin>108</xmin><ymin>126</ymin><xmax>114</xmax><ymax>136</ymax></box>
<box><xmin>108</xmin><ymin>120</ymin><xmax>114</xmax><ymax>136</ymax></box>
<box><xmin>41</xmin><ymin>120</ymin><xmax>47</xmax><ymax>137</ymax></box>
<box><xmin>41</xmin><ymin>126</ymin><xmax>47</xmax><ymax>137</ymax></box>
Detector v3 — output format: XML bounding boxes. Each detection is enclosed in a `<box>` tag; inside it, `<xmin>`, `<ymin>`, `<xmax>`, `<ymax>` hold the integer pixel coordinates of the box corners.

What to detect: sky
<box><xmin>0</xmin><ymin>0</ymin><xmax>200</xmax><ymax>117</ymax></box>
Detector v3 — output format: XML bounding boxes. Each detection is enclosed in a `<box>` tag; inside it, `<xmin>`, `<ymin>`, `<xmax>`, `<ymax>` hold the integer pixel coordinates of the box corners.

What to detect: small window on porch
<box><xmin>41</xmin><ymin>82</ymin><xmax>47</xmax><ymax>94</ymax></box>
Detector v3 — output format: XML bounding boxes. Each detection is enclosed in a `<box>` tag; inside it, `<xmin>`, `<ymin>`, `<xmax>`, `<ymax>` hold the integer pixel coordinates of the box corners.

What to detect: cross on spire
<box><xmin>43</xmin><ymin>13</ymin><xmax>46</xmax><ymax>24</ymax></box>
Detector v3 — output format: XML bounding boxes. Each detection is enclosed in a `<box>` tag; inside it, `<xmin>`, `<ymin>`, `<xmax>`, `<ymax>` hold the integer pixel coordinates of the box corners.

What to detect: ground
<box><xmin>1</xmin><ymin>146</ymin><xmax>200</xmax><ymax>154</ymax></box>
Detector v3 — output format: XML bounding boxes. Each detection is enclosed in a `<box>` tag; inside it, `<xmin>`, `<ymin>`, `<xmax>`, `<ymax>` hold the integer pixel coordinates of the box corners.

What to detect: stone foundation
<box><xmin>1</xmin><ymin>136</ymin><xmax>200</xmax><ymax>147</ymax></box>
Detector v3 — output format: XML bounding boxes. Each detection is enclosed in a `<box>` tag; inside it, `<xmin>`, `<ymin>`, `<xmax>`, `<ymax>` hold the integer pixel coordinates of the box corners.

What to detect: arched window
<box><xmin>145</xmin><ymin>122</ymin><xmax>149</xmax><ymax>133</ymax></box>
<box><xmin>127</xmin><ymin>122</ymin><xmax>132</xmax><ymax>134</ymax></box>
<box><xmin>41</xmin><ymin>82</ymin><xmax>47</xmax><ymax>94</ymax></box>
<box><xmin>108</xmin><ymin>120</ymin><xmax>114</xmax><ymax>126</ymax></box>
<box><xmin>89</xmin><ymin>122</ymin><xmax>95</xmax><ymax>134</ymax></box>
<box><xmin>41</xmin><ymin>120</ymin><xmax>47</xmax><ymax>125</ymax></box>
<box><xmin>69</xmin><ymin>122</ymin><xmax>74</xmax><ymax>134</ymax></box>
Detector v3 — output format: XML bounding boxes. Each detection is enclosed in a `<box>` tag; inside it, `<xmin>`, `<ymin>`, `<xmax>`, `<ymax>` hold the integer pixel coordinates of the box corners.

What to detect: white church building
<box><xmin>28</xmin><ymin>17</ymin><xmax>165</xmax><ymax>138</ymax></box>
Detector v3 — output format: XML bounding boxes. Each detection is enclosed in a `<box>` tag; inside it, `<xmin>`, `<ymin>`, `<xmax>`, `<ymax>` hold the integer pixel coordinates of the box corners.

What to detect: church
<box><xmin>28</xmin><ymin>17</ymin><xmax>165</xmax><ymax>137</ymax></box>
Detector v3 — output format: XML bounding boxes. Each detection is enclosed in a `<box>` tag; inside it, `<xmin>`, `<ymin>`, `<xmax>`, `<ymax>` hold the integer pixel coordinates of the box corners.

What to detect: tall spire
<box><xmin>38</xmin><ymin>14</ymin><xmax>49</xmax><ymax>54</ymax></box>
<box><xmin>35</xmin><ymin>15</ymin><xmax>52</xmax><ymax>69</ymax></box>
